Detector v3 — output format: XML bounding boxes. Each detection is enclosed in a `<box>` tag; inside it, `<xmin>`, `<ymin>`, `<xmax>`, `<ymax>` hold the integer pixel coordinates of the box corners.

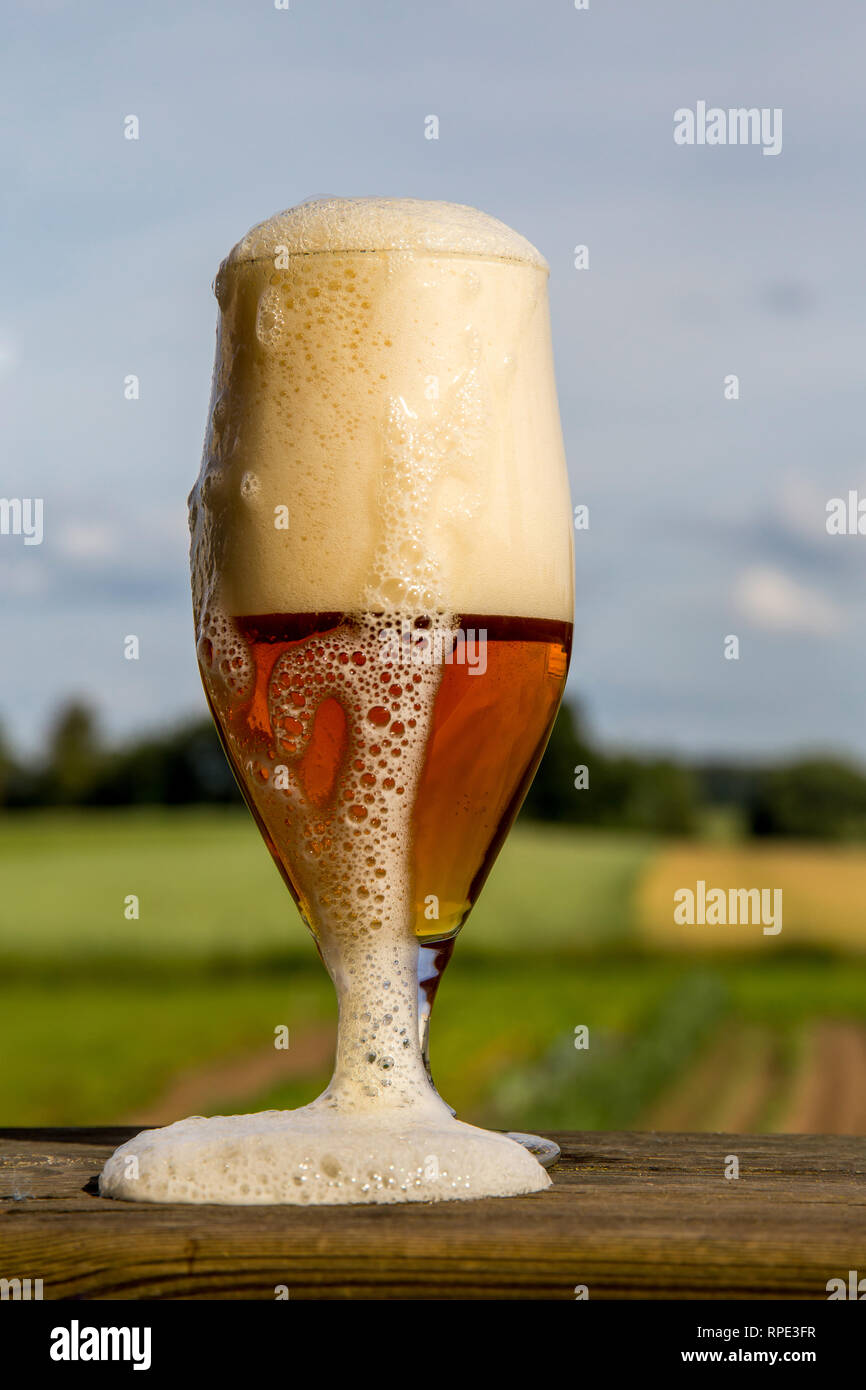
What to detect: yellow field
<box><xmin>636</xmin><ymin>842</ymin><xmax>866</xmax><ymax>952</ymax></box>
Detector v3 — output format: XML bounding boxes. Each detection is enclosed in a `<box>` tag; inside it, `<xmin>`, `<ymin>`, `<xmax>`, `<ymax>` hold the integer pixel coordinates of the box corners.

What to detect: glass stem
<box><xmin>416</xmin><ymin>937</ymin><xmax>457</xmax><ymax>1113</ymax></box>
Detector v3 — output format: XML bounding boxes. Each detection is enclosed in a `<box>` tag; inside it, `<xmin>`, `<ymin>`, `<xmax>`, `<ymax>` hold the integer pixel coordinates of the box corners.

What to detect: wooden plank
<box><xmin>1</xmin><ymin>1128</ymin><xmax>864</xmax><ymax>1300</ymax></box>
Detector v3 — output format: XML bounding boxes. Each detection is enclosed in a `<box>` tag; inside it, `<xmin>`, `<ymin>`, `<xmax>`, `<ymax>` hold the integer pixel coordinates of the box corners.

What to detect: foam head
<box><xmin>220</xmin><ymin>195</ymin><xmax>549</xmax><ymax>269</ymax></box>
<box><xmin>189</xmin><ymin>196</ymin><xmax>573</xmax><ymax>626</ymax></box>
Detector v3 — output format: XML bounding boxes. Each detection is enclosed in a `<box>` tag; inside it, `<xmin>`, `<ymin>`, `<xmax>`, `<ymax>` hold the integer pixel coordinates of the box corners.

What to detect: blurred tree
<box><xmin>7</xmin><ymin>696</ymin><xmax>866</xmax><ymax>842</ymax></box>
<box><xmin>45</xmin><ymin>701</ymin><xmax>102</xmax><ymax>804</ymax></box>
<box><xmin>520</xmin><ymin>699</ymin><xmax>591</xmax><ymax>822</ymax></box>
<box><xmin>750</xmin><ymin>758</ymin><xmax>866</xmax><ymax>839</ymax></box>
<box><xmin>623</xmin><ymin>759</ymin><xmax>698</xmax><ymax>835</ymax></box>
<box><xmin>521</xmin><ymin>703</ymin><xmax>697</xmax><ymax>834</ymax></box>
<box><xmin>0</xmin><ymin>719</ymin><xmax>16</xmax><ymax>807</ymax></box>
<box><xmin>695</xmin><ymin>761</ymin><xmax>760</xmax><ymax>808</ymax></box>
<box><xmin>86</xmin><ymin>719</ymin><xmax>240</xmax><ymax>807</ymax></box>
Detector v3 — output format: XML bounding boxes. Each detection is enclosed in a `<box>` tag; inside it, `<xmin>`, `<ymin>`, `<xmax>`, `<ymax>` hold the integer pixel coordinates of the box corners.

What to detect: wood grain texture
<box><xmin>1</xmin><ymin>1128</ymin><xmax>864</xmax><ymax>1300</ymax></box>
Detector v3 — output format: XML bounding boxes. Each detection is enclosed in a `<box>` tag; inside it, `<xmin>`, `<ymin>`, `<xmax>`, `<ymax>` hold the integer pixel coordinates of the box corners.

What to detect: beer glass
<box><xmin>100</xmin><ymin>198</ymin><xmax>573</xmax><ymax>1204</ymax></box>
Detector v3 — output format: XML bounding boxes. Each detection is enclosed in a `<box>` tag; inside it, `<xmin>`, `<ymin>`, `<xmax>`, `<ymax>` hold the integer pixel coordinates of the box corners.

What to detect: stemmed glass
<box><xmin>100</xmin><ymin>197</ymin><xmax>573</xmax><ymax>1205</ymax></box>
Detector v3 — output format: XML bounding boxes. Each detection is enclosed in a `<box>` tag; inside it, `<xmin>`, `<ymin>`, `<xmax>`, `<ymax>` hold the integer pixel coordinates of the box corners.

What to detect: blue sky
<box><xmin>2</xmin><ymin>0</ymin><xmax>866</xmax><ymax>760</ymax></box>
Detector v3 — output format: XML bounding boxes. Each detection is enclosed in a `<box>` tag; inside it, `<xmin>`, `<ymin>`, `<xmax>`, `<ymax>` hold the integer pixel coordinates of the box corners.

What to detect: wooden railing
<box><xmin>1</xmin><ymin>1128</ymin><xmax>863</xmax><ymax>1299</ymax></box>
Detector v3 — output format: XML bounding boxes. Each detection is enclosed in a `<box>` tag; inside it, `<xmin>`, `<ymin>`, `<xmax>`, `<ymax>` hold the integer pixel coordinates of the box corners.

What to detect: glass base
<box><xmin>505</xmin><ymin>1131</ymin><xmax>561</xmax><ymax>1169</ymax></box>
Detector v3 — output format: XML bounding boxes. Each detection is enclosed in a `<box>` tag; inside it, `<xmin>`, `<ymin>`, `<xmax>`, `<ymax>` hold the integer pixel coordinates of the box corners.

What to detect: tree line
<box><xmin>3</xmin><ymin>698</ymin><xmax>866</xmax><ymax>840</ymax></box>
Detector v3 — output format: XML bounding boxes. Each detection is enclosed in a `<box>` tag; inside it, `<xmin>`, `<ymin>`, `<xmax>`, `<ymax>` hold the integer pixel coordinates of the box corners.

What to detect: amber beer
<box><xmin>200</xmin><ymin>611</ymin><xmax>571</xmax><ymax>944</ymax></box>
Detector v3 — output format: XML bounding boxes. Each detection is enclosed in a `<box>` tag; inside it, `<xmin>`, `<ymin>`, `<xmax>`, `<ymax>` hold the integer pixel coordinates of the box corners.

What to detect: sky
<box><xmin>2</xmin><ymin>0</ymin><xmax>866</xmax><ymax>762</ymax></box>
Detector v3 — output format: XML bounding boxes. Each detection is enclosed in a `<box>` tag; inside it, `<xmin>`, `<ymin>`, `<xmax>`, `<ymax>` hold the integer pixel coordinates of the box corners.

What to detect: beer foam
<box><xmin>189</xmin><ymin>196</ymin><xmax>573</xmax><ymax>624</ymax></box>
<box><xmin>223</xmin><ymin>196</ymin><xmax>549</xmax><ymax>268</ymax></box>
<box><xmin>99</xmin><ymin>1108</ymin><xmax>550</xmax><ymax>1205</ymax></box>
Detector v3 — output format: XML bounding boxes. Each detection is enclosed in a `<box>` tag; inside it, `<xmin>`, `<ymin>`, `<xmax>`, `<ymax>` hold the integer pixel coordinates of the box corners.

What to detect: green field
<box><xmin>1</xmin><ymin>810</ymin><xmax>865</xmax><ymax>1133</ymax></box>
<box><xmin>0</xmin><ymin>810</ymin><xmax>653</xmax><ymax>968</ymax></box>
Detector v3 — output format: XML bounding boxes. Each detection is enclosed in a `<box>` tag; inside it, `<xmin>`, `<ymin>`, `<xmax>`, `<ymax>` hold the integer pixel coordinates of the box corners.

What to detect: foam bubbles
<box><xmin>196</xmin><ymin>606</ymin><xmax>252</xmax><ymax>704</ymax></box>
<box><xmin>98</xmin><ymin>1108</ymin><xmax>550</xmax><ymax>1205</ymax></box>
<box><xmin>254</xmin><ymin>286</ymin><xmax>285</xmax><ymax>349</ymax></box>
<box><xmin>188</xmin><ymin>197</ymin><xmax>573</xmax><ymax>623</ymax></box>
<box><xmin>223</xmin><ymin>196</ymin><xmax>549</xmax><ymax>270</ymax></box>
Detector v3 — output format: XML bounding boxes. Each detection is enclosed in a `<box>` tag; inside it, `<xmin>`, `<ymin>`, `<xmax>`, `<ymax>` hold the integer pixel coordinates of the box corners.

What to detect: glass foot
<box><xmin>506</xmin><ymin>1131</ymin><xmax>561</xmax><ymax>1169</ymax></box>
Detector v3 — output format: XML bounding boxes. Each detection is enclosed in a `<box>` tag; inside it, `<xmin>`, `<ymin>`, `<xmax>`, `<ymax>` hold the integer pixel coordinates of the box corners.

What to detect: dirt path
<box><xmin>780</xmin><ymin>1022</ymin><xmax>866</xmax><ymax>1134</ymax></box>
<box><xmin>642</xmin><ymin>1025</ymin><xmax>779</xmax><ymax>1133</ymax></box>
<box><xmin>127</xmin><ymin>1023</ymin><xmax>336</xmax><ymax>1125</ymax></box>
<box><xmin>643</xmin><ymin>1020</ymin><xmax>866</xmax><ymax>1135</ymax></box>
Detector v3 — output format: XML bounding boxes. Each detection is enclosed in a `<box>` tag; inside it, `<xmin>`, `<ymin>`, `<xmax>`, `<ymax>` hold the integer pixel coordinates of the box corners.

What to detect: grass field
<box><xmin>0</xmin><ymin>810</ymin><xmax>653</xmax><ymax>968</ymax></box>
<box><xmin>1</xmin><ymin>810</ymin><xmax>864</xmax><ymax>1133</ymax></box>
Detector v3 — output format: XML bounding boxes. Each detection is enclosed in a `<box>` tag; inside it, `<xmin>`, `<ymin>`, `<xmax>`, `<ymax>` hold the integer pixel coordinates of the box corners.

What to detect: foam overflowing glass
<box><xmin>100</xmin><ymin>197</ymin><xmax>574</xmax><ymax>1204</ymax></box>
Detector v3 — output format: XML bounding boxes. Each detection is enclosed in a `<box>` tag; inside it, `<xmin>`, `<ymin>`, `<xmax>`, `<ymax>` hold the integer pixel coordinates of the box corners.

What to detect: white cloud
<box><xmin>734</xmin><ymin>565</ymin><xmax>844</xmax><ymax>635</ymax></box>
<box><xmin>0</xmin><ymin>331</ymin><xmax>18</xmax><ymax>377</ymax></box>
<box><xmin>57</xmin><ymin>521</ymin><xmax>120</xmax><ymax>561</ymax></box>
